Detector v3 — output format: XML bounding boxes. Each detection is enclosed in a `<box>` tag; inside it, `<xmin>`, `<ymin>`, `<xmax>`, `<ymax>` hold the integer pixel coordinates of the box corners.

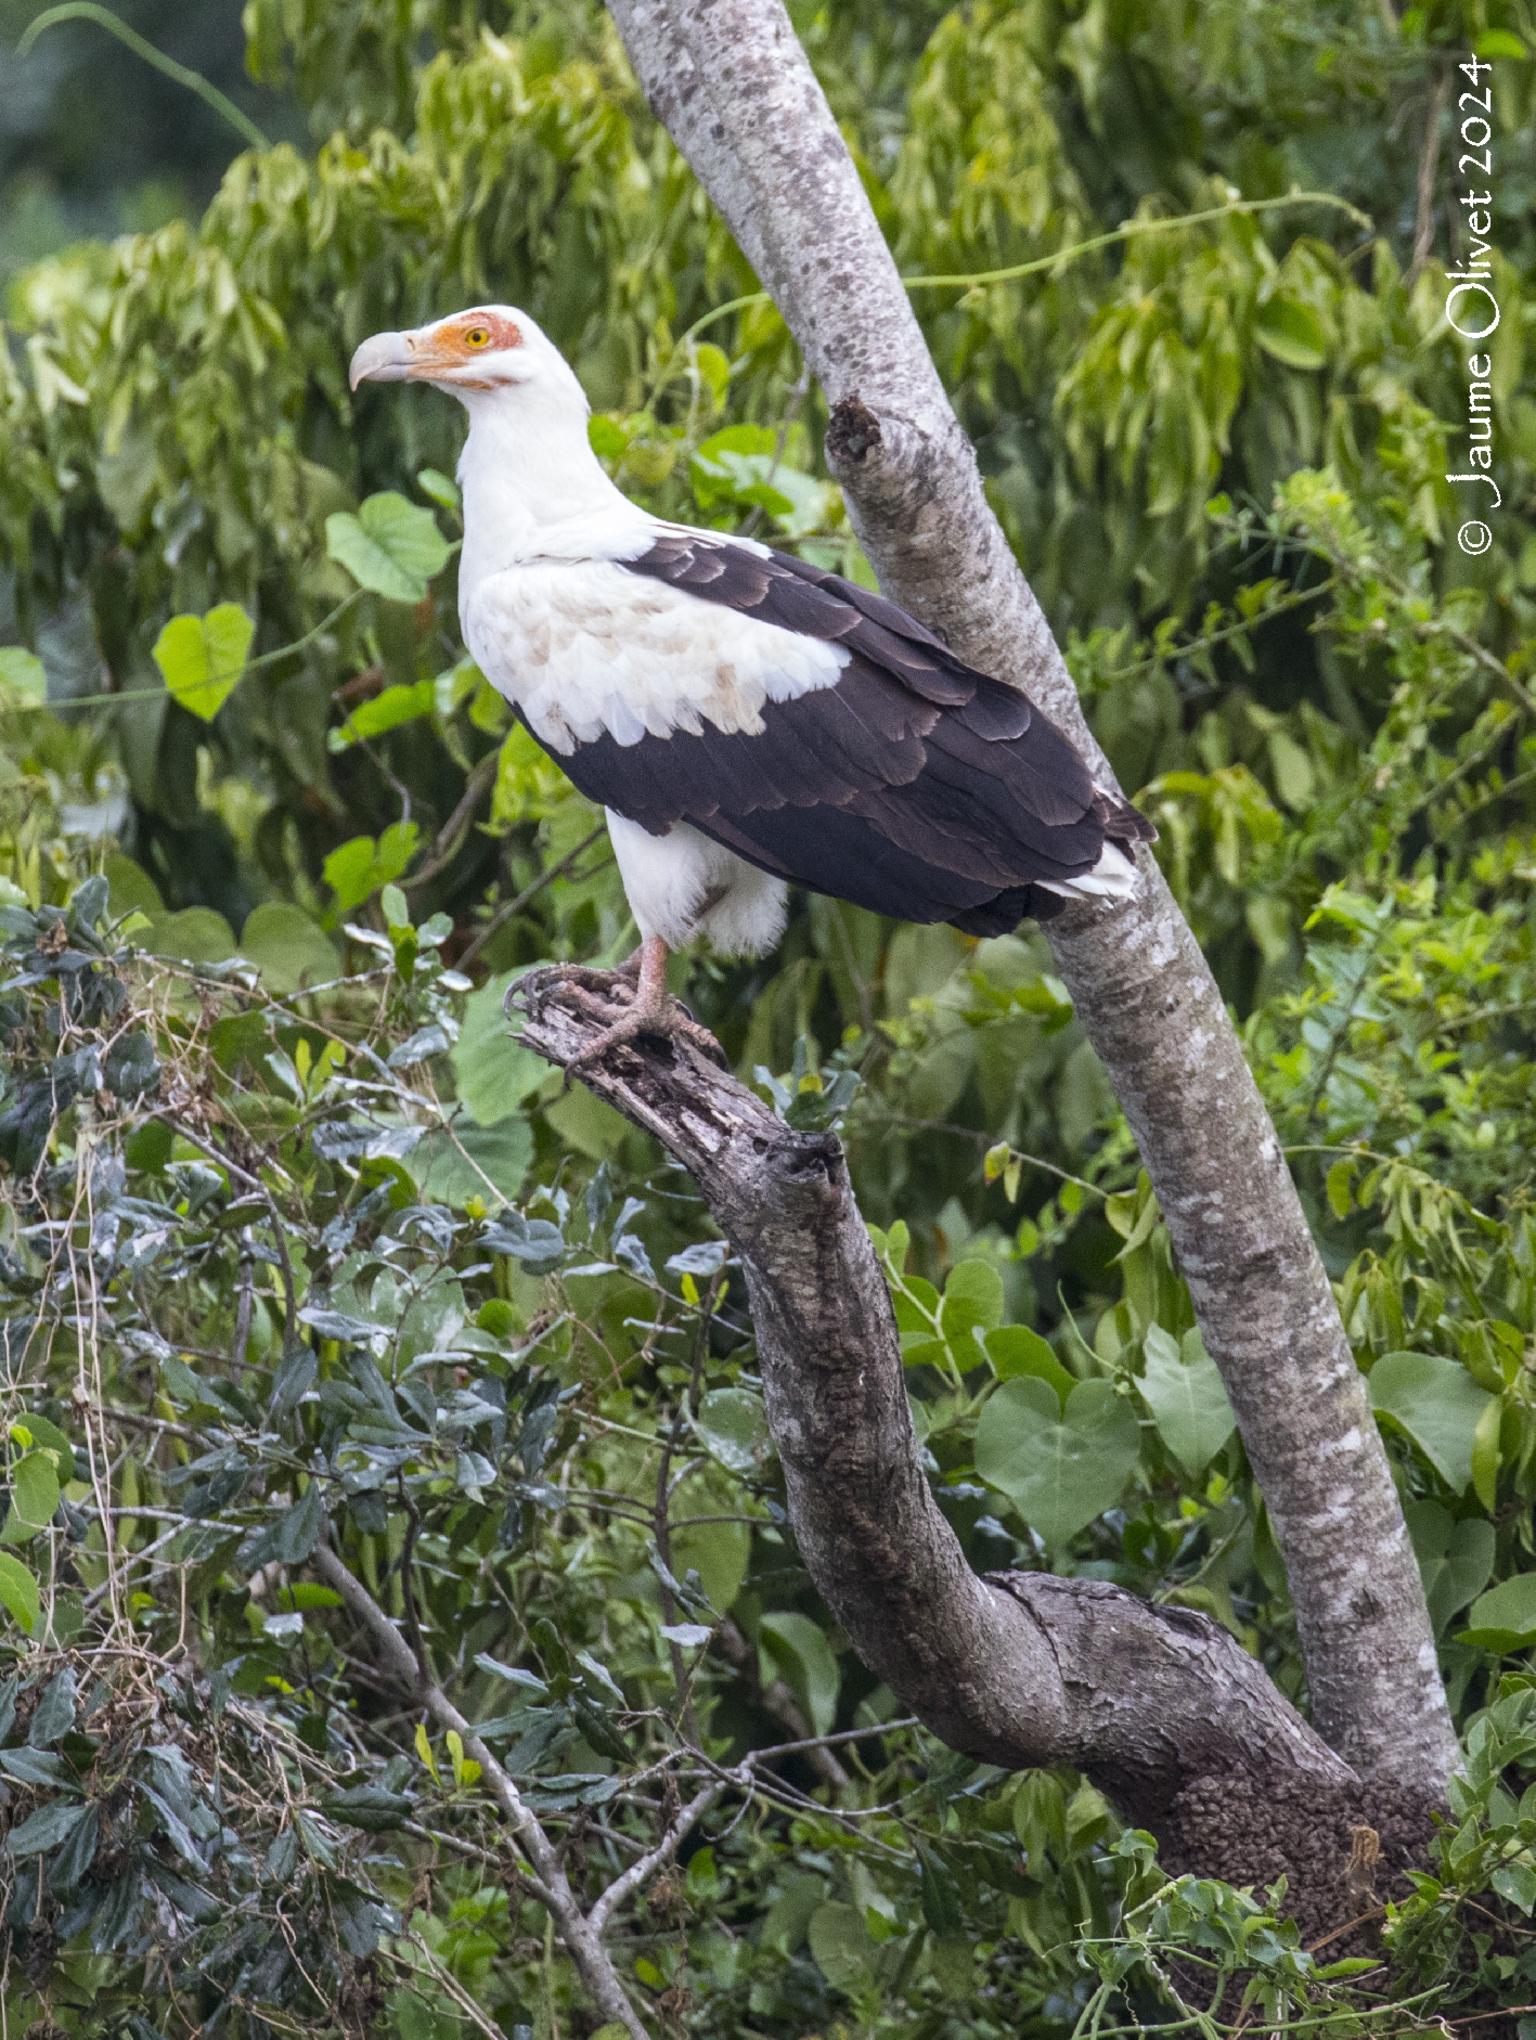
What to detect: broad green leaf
<box><xmin>103</xmin><ymin>1029</ymin><xmax>160</xmax><ymax>1100</ymax></box>
<box><xmin>694</xmin><ymin>1388</ymin><xmax>769</xmax><ymax>1474</ymax></box>
<box><xmin>1471</xmin><ymin>1394</ymin><xmax>1503</xmax><ymax>1513</ymax></box>
<box><xmin>409</xmin><ymin>1119</ymin><xmax>533</xmax><ymax>1207</ymax></box>
<box><xmin>671</xmin><ymin>1516</ymin><xmax>750</xmax><ymax>1615</ymax></box>
<box><xmin>1458</xmin><ymin>1573</ymin><xmax>1536</xmax><ymax>1653</ymax></box>
<box><xmin>239</xmin><ymin>903</ymin><xmax>341</xmax><ymax>995</ymax></box>
<box><xmin>918</xmin><ymin>1840</ymin><xmax>965</xmax><ymax>1936</ymax></box>
<box><xmin>939</xmin><ymin>1260</ymin><xmax>1005</xmax><ymax>1355</ymax></box>
<box><xmin>984</xmin><ymin>1325</ymin><xmax>1075</xmax><ymax>1403</ymax></box>
<box><xmin>807</xmin><ymin>1900</ymin><xmax>872</xmax><ymax>1990</ymax></box>
<box><xmin>102</xmin><ymin>854</ymin><xmax>165</xmax><ymax>921</ymax></box>
<box><xmin>2</xmin><ymin>1451</ymin><xmax>60</xmax><ymax>1542</ymax></box>
<box><xmin>1405</xmin><ymin>1501</ymin><xmax>1496</xmax><ymax>1634</ymax></box>
<box><xmin>759</xmin><ymin>1610</ymin><xmax>839</xmax><ymax>1735</ymax></box>
<box><xmin>1138</xmin><ymin>1326</ymin><xmax>1236</xmax><ymax>1476</ymax></box>
<box><xmin>975</xmin><ymin>1376</ymin><xmax>1140</xmax><ymax>1546</ymax></box>
<box><xmin>1254</xmin><ymin>294</ymin><xmax>1330</xmax><ymax>372</ymax></box>
<box><xmin>153</xmin><ymin>603</ymin><xmax>255</xmax><ymax>721</ymax></box>
<box><xmin>323</xmin><ymin>823</ymin><xmax>421</xmax><ymax>916</ymax></box>
<box><xmin>329</xmin><ymin>679</ymin><xmax>437</xmax><ymax>751</ymax></box>
<box><xmin>28</xmin><ymin>1666</ymin><xmax>77</xmax><ymax>1746</ymax></box>
<box><xmin>11</xmin><ymin>1414</ymin><xmax>73</xmax><ymax>1486</ymax></box>
<box><xmin>1369</xmin><ymin>1351</ymin><xmax>1494</xmax><ymax>1494</ymax></box>
<box><xmin>0</xmin><ymin>1552</ymin><xmax>41</xmax><ymax>1634</ymax></box>
<box><xmin>452</xmin><ymin>969</ymin><xmax>550</xmax><ymax>1126</ymax></box>
<box><xmin>144</xmin><ymin>907</ymin><xmax>238</xmax><ymax>965</ymax></box>
<box><xmin>325</xmin><ymin>492</ymin><xmax>449</xmax><ymax>603</ymax></box>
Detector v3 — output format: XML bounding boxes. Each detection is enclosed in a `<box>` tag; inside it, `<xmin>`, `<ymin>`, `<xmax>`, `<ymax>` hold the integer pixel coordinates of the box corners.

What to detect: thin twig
<box><xmin>312</xmin><ymin>1545</ymin><xmax>653</xmax><ymax>2040</ymax></box>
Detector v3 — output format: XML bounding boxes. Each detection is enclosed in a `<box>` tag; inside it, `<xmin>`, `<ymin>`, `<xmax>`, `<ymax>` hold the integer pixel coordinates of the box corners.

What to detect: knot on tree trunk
<box><xmin>826</xmin><ymin>392</ymin><xmax>882</xmax><ymax>465</ymax></box>
<box><xmin>1162</xmin><ymin>1771</ymin><xmax>1442</xmax><ymax>1952</ymax></box>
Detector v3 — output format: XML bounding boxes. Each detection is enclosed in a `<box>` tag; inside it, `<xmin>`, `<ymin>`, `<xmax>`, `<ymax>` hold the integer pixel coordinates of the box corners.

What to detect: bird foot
<box><xmin>507</xmin><ymin>960</ymin><xmax>725</xmax><ymax>1077</ymax></box>
<box><xmin>564</xmin><ymin>993</ymin><xmax>727</xmax><ymax>1078</ymax></box>
<box><xmin>504</xmin><ymin>959</ymin><xmax>638</xmax><ymax>1027</ymax></box>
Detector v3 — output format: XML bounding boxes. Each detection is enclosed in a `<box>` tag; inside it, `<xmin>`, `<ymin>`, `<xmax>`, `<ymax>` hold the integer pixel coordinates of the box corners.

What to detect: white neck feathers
<box><xmin>455</xmin><ymin>386</ymin><xmax>637</xmax><ymax>583</ymax></box>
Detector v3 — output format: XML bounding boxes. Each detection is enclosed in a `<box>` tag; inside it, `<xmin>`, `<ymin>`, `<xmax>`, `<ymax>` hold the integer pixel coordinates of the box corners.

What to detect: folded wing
<box><xmin>490</xmin><ymin>529</ymin><xmax>1153</xmax><ymax>934</ymax></box>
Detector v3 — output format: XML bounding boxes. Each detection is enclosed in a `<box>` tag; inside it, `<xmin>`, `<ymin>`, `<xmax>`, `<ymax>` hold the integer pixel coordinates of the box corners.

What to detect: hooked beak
<box><xmin>349</xmin><ymin>329</ymin><xmax>427</xmax><ymax>390</ymax></box>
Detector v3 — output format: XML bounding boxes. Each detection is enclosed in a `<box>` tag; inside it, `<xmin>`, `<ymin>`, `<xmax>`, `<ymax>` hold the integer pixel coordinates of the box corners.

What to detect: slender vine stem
<box><xmin>17</xmin><ymin>3</ymin><xmax>273</xmax><ymax>151</ymax></box>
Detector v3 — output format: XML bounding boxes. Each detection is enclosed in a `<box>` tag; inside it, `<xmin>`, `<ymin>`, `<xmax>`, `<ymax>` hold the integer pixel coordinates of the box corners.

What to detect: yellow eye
<box><xmin>463</xmin><ymin>326</ymin><xmax>491</xmax><ymax>349</ymax></box>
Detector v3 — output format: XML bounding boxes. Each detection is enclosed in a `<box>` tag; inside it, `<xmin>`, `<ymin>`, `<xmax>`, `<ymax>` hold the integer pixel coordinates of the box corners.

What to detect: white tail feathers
<box><xmin>1035</xmin><ymin>838</ymin><xmax>1139</xmax><ymax>903</ymax></box>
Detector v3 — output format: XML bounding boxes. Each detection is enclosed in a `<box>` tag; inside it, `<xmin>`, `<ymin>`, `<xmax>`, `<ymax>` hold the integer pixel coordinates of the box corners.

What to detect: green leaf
<box><xmin>408</xmin><ymin>1120</ymin><xmax>533</xmax><ymax>1207</ymax></box>
<box><xmin>1405</xmin><ymin>1501</ymin><xmax>1496</xmax><ymax>1635</ymax></box>
<box><xmin>325</xmin><ymin>492</ymin><xmax>450</xmax><ymax>603</ymax></box>
<box><xmin>1473</xmin><ymin>28</ymin><xmax>1527</xmax><ymax>56</ymax></box>
<box><xmin>144</xmin><ymin>907</ymin><xmax>238</xmax><ymax>965</ymax></box>
<box><xmin>452</xmin><ymin>970</ymin><xmax>549</xmax><ymax>1126</ymax></box>
<box><xmin>984</xmin><ymin>1326</ymin><xmax>1075</xmax><ymax>1403</ymax></box>
<box><xmin>1471</xmin><ymin>1394</ymin><xmax>1503</xmax><ymax>1513</ymax></box>
<box><xmin>974</xmin><ymin>1377</ymin><xmax>1140</xmax><ymax>1546</ymax></box>
<box><xmin>271</xmin><ymin>1482</ymin><xmax>325</xmax><ymax>1565</ymax></box>
<box><xmin>323</xmin><ymin>823</ymin><xmax>421</xmax><ymax>916</ymax></box>
<box><xmin>103</xmin><ymin>1029</ymin><xmax>160</xmax><ymax>1101</ymax></box>
<box><xmin>1458</xmin><ymin>1573</ymin><xmax>1536</xmax><ymax>1654</ymax></box>
<box><xmin>0</xmin><ymin>648</ymin><xmax>46</xmax><ymax>703</ymax></box>
<box><xmin>670</xmin><ymin>1516</ymin><xmax>750</xmax><ymax>1616</ymax></box>
<box><xmin>1369</xmin><ymin>1352</ymin><xmax>1494</xmax><ymax>1494</ymax></box>
<box><xmin>1492</xmin><ymin>1861</ymin><xmax>1536</xmax><ymax>1914</ymax></box>
<box><xmin>917</xmin><ymin>1841</ymin><xmax>965</xmax><ymax>1936</ymax></box>
<box><xmin>807</xmin><ymin>1900</ymin><xmax>871</xmax><ymax>1991</ymax></box>
<box><xmin>694</xmin><ymin>1388</ymin><xmax>769</xmax><ymax>1474</ymax></box>
<box><xmin>759</xmin><ymin>1611</ymin><xmax>839</xmax><ymax>1735</ymax></box>
<box><xmin>1254</xmin><ymin>294</ymin><xmax>1330</xmax><ymax>371</ymax></box>
<box><xmin>0</xmin><ymin>1554</ymin><xmax>41</xmax><ymax>1634</ymax></box>
<box><xmin>2</xmin><ymin>1451</ymin><xmax>60</xmax><ymax>1542</ymax></box>
<box><xmin>329</xmin><ymin>679</ymin><xmax>437</xmax><ymax>752</ymax></box>
<box><xmin>238</xmin><ymin>903</ymin><xmax>341</xmax><ymax>995</ymax></box>
<box><xmin>416</xmin><ymin>466</ymin><xmax>460</xmax><ymax>511</ymax></box>
<box><xmin>51</xmin><ymin>1802</ymin><xmax>99</xmax><ymax>1888</ymax></box>
<box><xmin>324</xmin><ymin>1783</ymin><xmax>412</xmax><ymax>1832</ymax></box>
<box><xmin>152</xmin><ymin>603</ymin><xmax>255</xmax><ymax>721</ymax></box>
<box><xmin>1137</xmin><ymin>1326</ymin><xmax>1236</xmax><ymax>1477</ymax></box>
<box><xmin>6</xmin><ymin>1799</ymin><xmax>87</xmax><ymax>1856</ymax></box>
<box><xmin>11</xmin><ymin>1415</ymin><xmax>73</xmax><ymax>1487</ymax></box>
<box><xmin>939</xmin><ymin>1260</ymin><xmax>1005</xmax><ymax>1355</ymax></box>
<box><xmin>28</xmin><ymin>1667</ymin><xmax>77</xmax><ymax>1746</ymax></box>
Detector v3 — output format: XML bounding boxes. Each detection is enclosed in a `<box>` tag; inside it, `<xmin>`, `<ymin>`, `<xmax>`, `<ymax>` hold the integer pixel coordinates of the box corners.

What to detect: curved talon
<box><xmin>512</xmin><ymin>938</ymin><xmax>725</xmax><ymax>1076</ymax></box>
<box><xmin>506</xmin><ymin>961</ymin><xmax>635</xmax><ymax>1025</ymax></box>
<box><xmin>566</xmin><ymin>1000</ymin><xmax>726</xmax><ymax>1076</ymax></box>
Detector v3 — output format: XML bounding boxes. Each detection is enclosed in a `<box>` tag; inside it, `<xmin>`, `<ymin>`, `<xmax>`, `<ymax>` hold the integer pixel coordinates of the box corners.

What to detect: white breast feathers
<box><xmin>460</xmin><ymin>555</ymin><xmax>847</xmax><ymax>755</ymax></box>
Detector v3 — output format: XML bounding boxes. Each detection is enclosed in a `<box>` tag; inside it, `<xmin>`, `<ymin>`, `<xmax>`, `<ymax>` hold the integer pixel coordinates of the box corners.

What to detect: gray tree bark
<box><xmin>515</xmin><ymin>982</ymin><xmax>1436</xmax><ymax>1930</ymax></box>
<box><xmin>603</xmin><ymin>0</ymin><xmax>1456</xmax><ymax>1792</ymax></box>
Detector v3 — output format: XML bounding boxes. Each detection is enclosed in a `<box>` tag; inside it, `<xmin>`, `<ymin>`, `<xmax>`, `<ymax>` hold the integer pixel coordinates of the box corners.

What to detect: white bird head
<box><xmin>348</xmin><ymin>305</ymin><xmax>588</xmax><ymax>416</ymax></box>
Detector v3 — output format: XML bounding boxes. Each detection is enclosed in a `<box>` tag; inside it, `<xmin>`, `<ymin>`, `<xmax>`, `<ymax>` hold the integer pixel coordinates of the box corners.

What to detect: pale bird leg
<box><xmin>558</xmin><ymin>934</ymin><xmax>724</xmax><ymax>1073</ymax></box>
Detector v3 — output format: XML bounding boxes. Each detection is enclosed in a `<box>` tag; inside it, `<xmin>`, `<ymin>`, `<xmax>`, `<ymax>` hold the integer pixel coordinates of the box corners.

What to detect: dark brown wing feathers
<box><xmin>542</xmin><ymin>532</ymin><xmax>1154</xmax><ymax>931</ymax></box>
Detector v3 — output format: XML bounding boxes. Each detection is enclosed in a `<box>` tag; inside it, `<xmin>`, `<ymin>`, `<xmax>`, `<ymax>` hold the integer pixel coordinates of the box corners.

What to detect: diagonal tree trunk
<box><xmin>515</xmin><ymin>982</ymin><xmax>1440</xmax><ymax>1939</ymax></box>
<box><xmin>603</xmin><ymin>0</ymin><xmax>1456</xmax><ymax>1790</ymax></box>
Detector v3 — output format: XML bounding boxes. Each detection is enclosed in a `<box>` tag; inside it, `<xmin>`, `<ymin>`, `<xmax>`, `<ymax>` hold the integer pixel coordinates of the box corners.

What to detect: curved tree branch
<box><xmin>512</xmin><ymin>979</ymin><xmax>1419</xmax><ymax>1913</ymax></box>
<box><xmin>603</xmin><ymin>0</ymin><xmax>1456</xmax><ymax>1792</ymax></box>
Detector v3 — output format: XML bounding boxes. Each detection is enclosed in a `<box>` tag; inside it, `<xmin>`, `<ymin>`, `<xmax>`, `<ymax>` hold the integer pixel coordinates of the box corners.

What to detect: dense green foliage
<box><xmin>3</xmin><ymin>1</ymin><xmax>1536</xmax><ymax>2033</ymax></box>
